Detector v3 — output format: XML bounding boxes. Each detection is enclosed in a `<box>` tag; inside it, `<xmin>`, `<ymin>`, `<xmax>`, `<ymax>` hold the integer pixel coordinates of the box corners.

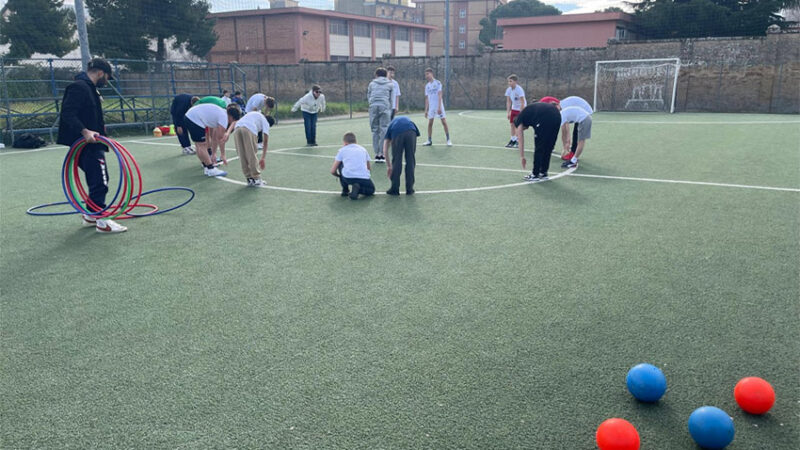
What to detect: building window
<box><xmin>330</xmin><ymin>55</ymin><xmax>349</xmax><ymax>61</ymax></box>
<box><xmin>414</xmin><ymin>29</ymin><xmax>426</xmax><ymax>43</ymax></box>
<box><xmin>458</xmin><ymin>40</ymin><xmax>465</xmax><ymax>49</ymax></box>
<box><xmin>375</xmin><ymin>25</ymin><xmax>390</xmax><ymax>39</ymax></box>
<box><xmin>459</xmin><ymin>25</ymin><xmax>466</xmax><ymax>34</ymax></box>
<box><xmin>354</xmin><ymin>22</ymin><xmax>371</xmax><ymax>38</ymax></box>
<box><xmin>396</xmin><ymin>27</ymin><xmax>409</xmax><ymax>41</ymax></box>
<box><xmin>330</xmin><ymin>19</ymin><xmax>348</xmax><ymax>36</ymax></box>
<box><xmin>615</xmin><ymin>26</ymin><xmax>627</xmax><ymax>40</ymax></box>
<box><xmin>459</xmin><ymin>9</ymin><xmax>466</xmax><ymax>18</ymax></box>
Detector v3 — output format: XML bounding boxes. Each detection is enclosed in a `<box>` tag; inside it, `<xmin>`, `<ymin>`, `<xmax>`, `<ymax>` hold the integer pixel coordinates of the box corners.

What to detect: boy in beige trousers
<box><xmin>232</xmin><ymin>111</ymin><xmax>275</xmax><ymax>186</ymax></box>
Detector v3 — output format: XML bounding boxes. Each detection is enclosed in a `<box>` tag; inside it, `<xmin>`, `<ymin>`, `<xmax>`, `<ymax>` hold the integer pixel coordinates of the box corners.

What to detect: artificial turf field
<box><xmin>1</xmin><ymin>111</ymin><xmax>798</xmax><ymax>449</ymax></box>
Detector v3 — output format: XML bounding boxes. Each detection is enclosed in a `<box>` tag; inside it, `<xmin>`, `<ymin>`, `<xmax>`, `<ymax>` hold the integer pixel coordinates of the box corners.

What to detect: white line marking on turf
<box><xmin>457</xmin><ymin>110</ymin><xmax>800</xmax><ymax>125</ymax></box>
<box><xmin>569</xmin><ymin>173</ymin><xmax>800</xmax><ymax>192</ymax></box>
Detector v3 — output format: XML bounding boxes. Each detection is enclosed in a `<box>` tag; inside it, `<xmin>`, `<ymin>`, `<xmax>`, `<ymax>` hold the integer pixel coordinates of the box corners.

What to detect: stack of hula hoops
<box><xmin>27</xmin><ymin>136</ymin><xmax>194</xmax><ymax>219</ymax></box>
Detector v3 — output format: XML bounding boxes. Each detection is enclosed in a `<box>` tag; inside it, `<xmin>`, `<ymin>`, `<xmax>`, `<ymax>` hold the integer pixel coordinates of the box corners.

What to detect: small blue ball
<box><xmin>688</xmin><ymin>406</ymin><xmax>735</xmax><ymax>449</ymax></box>
<box><xmin>626</xmin><ymin>363</ymin><xmax>667</xmax><ymax>402</ymax></box>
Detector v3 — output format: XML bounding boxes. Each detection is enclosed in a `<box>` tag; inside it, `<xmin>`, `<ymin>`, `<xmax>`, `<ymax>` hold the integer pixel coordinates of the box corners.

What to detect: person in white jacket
<box><xmin>291</xmin><ymin>85</ymin><xmax>326</xmax><ymax>146</ymax></box>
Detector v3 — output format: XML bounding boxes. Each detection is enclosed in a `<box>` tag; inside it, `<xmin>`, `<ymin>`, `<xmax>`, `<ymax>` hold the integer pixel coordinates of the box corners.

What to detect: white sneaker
<box><xmin>422</xmin><ymin>140</ymin><xmax>432</xmax><ymax>146</ymax></box>
<box><xmin>182</xmin><ymin>147</ymin><xmax>196</xmax><ymax>155</ymax></box>
<box><xmin>257</xmin><ymin>143</ymin><xmax>264</xmax><ymax>150</ymax></box>
<box><xmin>205</xmin><ymin>167</ymin><xmax>227</xmax><ymax>177</ymax></box>
<box><xmin>81</xmin><ymin>214</ymin><xmax>97</xmax><ymax>227</ymax></box>
<box><xmin>96</xmin><ymin>219</ymin><xmax>127</xmax><ymax>233</ymax></box>
<box><xmin>250</xmin><ymin>178</ymin><xmax>267</xmax><ymax>187</ymax></box>
<box><xmin>446</xmin><ymin>140</ymin><xmax>453</xmax><ymax>146</ymax></box>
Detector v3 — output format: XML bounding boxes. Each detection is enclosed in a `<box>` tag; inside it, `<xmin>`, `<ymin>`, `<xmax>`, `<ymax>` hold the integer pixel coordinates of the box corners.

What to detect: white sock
<box><xmin>511</xmin><ymin>136</ymin><xmax>517</xmax><ymax>141</ymax></box>
<box><xmin>571</xmin><ymin>156</ymin><xmax>578</xmax><ymax>163</ymax></box>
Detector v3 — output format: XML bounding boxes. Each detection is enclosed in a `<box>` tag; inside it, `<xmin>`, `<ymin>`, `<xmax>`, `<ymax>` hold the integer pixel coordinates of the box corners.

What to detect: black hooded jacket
<box><xmin>57</xmin><ymin>72</ymin><xmax>106</xmax><ymax>147</ymax></box>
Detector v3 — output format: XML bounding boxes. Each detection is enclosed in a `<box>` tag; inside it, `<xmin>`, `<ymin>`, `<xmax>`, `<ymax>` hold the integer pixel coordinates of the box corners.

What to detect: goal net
<box><xmin>594</xmin><ymin>58</ymin><xmax>681</xmax><ymax>113</ymax></box>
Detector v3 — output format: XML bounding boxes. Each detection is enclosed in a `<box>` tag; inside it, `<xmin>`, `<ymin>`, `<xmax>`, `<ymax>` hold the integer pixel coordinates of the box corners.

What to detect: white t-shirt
<box><xmin>245</xmin><ymin>93</ymin><xmax>267</xmax><ymax>112</ymax></box>
<box><xmin>391</xmin><ymin>79</ymin><xmax>401</xmax><ymax>109</ymax></box>
<box><xmin>335</xmin><ymin>144</ymin><xmax>371</xmax><ymax>180</ymax></box>
<box><xmin>234</xmin><ymin>111</ymin><xmax>271</xmax><ymax>136</ymax></box>
<box><xmin>560</xmin><ymin>106</ymin><xmax>590</xmax><ymax>125</ymax></box>
<box><xmin>425</xmin><ymin>80</ymin><xmax>442</xmax><ymax>110</ymax></box>
<box><xmin>185</xmin><ymin>103</ymin><xmax>228</xmax><ymax>129</ymax></box>
<box><xmin>222</xmin><ymin>96</ymin><xmax>232</xmax><ymax>106</ymax></box>
<box><xmin>505</xmin><ymin>85</ymin><xmax>526</xmax><ymax>111</ymax></box>
<box><xmin>560</xmin><ymin>96</ymin><xmax>593</xmax><ymax>115</ymax></box>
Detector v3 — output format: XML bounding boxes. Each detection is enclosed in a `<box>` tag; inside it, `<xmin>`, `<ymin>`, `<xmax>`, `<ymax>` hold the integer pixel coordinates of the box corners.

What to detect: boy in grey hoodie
<box><xmin>367</xmin><ymin>67</ymin><xmax>394</xmax><ymax>162</ymax></box>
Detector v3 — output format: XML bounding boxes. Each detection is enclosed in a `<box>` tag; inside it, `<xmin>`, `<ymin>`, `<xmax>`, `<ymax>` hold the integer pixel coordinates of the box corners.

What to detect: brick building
<box><xmin>207</xmin><ymin>7</ymin><xmax>434</xmax><ymax>64</ymax></box>
<box><xmin>415</xmin><ymin>0</ymin><xmax>505</xmax><ymax>56</ymax></box>
<box><xmin>495</xmin><ymin>12</ymin><xmax>638</xmax><ymax>50</ymax></box>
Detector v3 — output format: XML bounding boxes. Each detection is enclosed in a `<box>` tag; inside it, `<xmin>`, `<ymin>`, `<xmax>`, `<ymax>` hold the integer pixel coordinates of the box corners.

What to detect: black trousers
<box><xmin>172</xmin><ymin>117</ymin><xmax>191</xmax><ymax>148</ymax></box>
<box><xmin>340</xmin><ymin>177</ymin><xmax>375</xmax><ymax>196</ymax></box>
<box><xmin>532</xmin><ymin>121</ymin><xmax>560</xmax><ymax>177</ymax></box>
<box><xmin>571</xmin><ymin>123</ymin><xmax>579</xmax><ymax>152</ymax></box>
<box><xmin>78</xmin><ymin>145</ymin><xmax>109</xmax><ymax>211</ymax></box>
<box><xmin>390</xmin><ymin>130</ymin><xmax>417</xmax><ymax>192</ymax></box>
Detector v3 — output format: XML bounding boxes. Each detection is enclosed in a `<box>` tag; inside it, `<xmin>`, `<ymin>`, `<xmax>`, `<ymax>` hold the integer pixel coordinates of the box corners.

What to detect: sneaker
<box><xmin>349</xmin><ymin>184</ymin><xmax>361</xmax><ymax>200</ymax></box>
<box><xmin>341</xmin><ymin>189</ymin><xmax>350</xmax><ymax>197</ymax></box>
<box><xmin>182</xmin><ymin>147</ymin><xmax>196</xmax><ymax>155</ymax></box>
<box><xmin>562</xmin><ymin>151</ymin><xmax>575</xmax><ymax>161</ymax></box>
<box><xmin>309</xmin><ymin>142</ymin><xmax>318</xmax><ymax>147</ymax></box>
<box><xmin>446</xmin><ymin>140</ymin><xmax>453</xmax><ymax>146</ymax></box>
<box><xmin>81</xmin><ymin>214</ymin><xmax>97</xmax><ymax>227</ymax></box>
<box><xmin>523</xmin><ymin>173</ymin><xmax>540</xmax><ymax>182</ymax></box>
<box><xmin>422</xmin><ymin>140</ymin><xmax>432</xmax><ymax>146</ymax></box>
<box><xmin>257</xmin><ymin>143</ymin><xmax>263</xmax><ymax>150</ymax></box>
<box><xmin>96</xmin><ymin>219</ymin><xmax>127</xmax><ymax>233</ymax></box>
<box><xmin>539</xmin><ymin>174</ymin><xmax>549</xmax><ymax>180</ymax></box>
<box><xmin>374</xmin><ymin>155</ymin><xmax>384</xmax><ymax>163</ymax></box>
<box><xmin>561</xmin><ymin>161</ymin><xmax>570</xmax><ymax>168</ymax></box>
<box><xmin>406</xmin><ymin>189</ymin><xmax>415</xmax><ymax>195</ymax></box>
<box><xmin>511</xmin><ymin>140</ymin><xmax>519</xmax><ymax>148</ymax></box>
<box><xmin>385</xmin><ymin>189</ymin><xmax>400</xmax><ymax>196</ymax></box>
<box><xmin>205</xmin><ymin>167</ymin><xmax>227</xmax><ymax>177</ymax></box>
<box><xmin>504</xmin><ymin>140</ymin><xmax>514</xmax><ymax>148</ymax></box>
<box><xmin>250</xmin><ymin>178</ymin><xmax>267</xmax><ymax>187</ymax></box>
<box><xmin>567</xmin><ymin>159</ymin><xmax>578</xmax><ymax>168</ymax></box>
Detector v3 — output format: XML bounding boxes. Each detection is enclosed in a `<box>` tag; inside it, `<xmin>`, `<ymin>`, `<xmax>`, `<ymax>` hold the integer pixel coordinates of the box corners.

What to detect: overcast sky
<box><xmin>3</xmin><ymin>1</ymin><xmax>631</xmax><ymax>15</ymax></box>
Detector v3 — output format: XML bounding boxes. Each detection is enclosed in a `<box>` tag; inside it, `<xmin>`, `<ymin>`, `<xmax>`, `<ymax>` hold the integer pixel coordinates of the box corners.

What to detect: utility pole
<box><xmin>74</xmin><ymin>0</ymin><xmax>91</xmax><ymax>69</ymax></box>
<box><xmin>444</xmin><ymin>0</ymin><xmax>450</xmax><ymax>108</ymax></box>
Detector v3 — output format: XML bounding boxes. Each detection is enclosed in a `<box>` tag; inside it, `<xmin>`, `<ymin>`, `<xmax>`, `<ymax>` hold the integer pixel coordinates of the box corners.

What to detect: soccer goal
<box><xmin>594</xmin><ymin>58</ymin><xmax>681</xmax><ymax>113</ymax></box>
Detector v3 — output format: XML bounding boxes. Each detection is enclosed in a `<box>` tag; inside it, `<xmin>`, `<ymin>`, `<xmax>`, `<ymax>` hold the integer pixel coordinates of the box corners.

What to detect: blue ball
<box><xmin>688</xmin><ymin>406</ymin><xmax>735</xmax><ymax>449</ymax></box>
<box><xmin>626</xmin><ymin>363</ymin><xmax>667</xmax><ymax>402</ymax></box>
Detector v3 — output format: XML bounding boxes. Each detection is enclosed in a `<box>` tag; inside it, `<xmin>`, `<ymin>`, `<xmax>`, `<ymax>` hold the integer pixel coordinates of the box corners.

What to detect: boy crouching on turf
<box><xmin>232</xmin><ymin>111</ymin><xmax>275</xmax><ymax>187</ymax></box>
<box><xmin>330</xmin><ymin>132</ymin><xmax>375</xmax><ymax>200</ymax></box>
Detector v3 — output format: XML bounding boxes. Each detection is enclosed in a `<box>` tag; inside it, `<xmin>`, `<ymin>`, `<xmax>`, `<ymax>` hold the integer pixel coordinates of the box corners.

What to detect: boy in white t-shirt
<box><xmin>184</xmin><ymin>103</ymin><xmax>240</xmax><ymax>177</ymax></box>
<box><xmin>538</xmin><ymin>96</ymin><xmax>592</xmax><ymax>169</ymax></box>
<box><xmin>422</xmin><ymin>68</ymin><xmax>451</xmax><ymax>146</ymax></box>
<box><xmin>330</xmin><ymin>132</ymin><xmax>375</xmax><ymax>200</ymax></box>
<box><xmin>558</xmin><ymin>95</ymin><xmax>593</xmax><ymax>162</ymax></box>
<box><xmin>504</xmin><ymin>74</ymin><xmax>527</xmax><ymax>148</ymax></box>
<box><xmin>232</xmin><ymin>111</ymin><xmax>276</xmax><ymax>187</ymax></box>
<box><xmin>387</xmin><ymin>66</ymin><xmax>401</xmax><ymax>119</ymax></box>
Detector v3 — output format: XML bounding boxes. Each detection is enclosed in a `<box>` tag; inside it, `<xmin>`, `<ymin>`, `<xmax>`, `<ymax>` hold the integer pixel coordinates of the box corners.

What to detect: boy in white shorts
<box><xmin>184</xmin><ymin>103</ymin><xmax>241</xmax><ymax>177</ymax></box>
<box><xmin>232</xmin><ymin>111</ymin><xmax>275</xmax><ymax>187</ymax></box>
<box><xmin>422</xmin><ymin>68</ymin><xmax>451</xmax><ymax>146</ymax></box>
<box><xmin>504</xmin><ymin>74</ymin><xmax>526</xmax><ymax>148</ymax></box>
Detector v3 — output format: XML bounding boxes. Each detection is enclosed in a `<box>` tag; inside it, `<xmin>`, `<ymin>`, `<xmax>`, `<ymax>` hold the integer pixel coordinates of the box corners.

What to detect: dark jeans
<box><xmin>302</xmin><ymin>111</ymin><xmax>318</xmax><ymax>144</ymax></box>
<box><xmin>78</xmin><ymin>145</ymin><xmax>109</xmax><ymax>211</ymax></box>
<box><xmin>390</xmin><ymin>130</ymin><xmax>417</xmax><ymax>192</ymax></box>
<box><xmin>340</xmin><ymin>177</ymin><xmax>375</xmax><ymax>197</ymax></box>
<box><xmin>173</xmin><ymin>118</ymin><xmax>191</xmax><ymax>148</ymax></box>
<box><xmin>532</xmin><ymin>121</ymin><xmax>560</xmax><ymax>177</ymax></box>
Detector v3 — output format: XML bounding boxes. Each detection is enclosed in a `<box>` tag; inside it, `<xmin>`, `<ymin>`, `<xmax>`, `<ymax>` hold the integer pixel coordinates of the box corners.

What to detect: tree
<box><xmin>479</xmin><ymin>0</ymin><xmax>561</xmax><ymax>46</ymax></box>
<box><xmin>85</xmin><ymin>0</ymin><xmax>218</xmax><ymax>60</ymax></box>
<box><xmin>0</xmin><ymin>0</ymin><xmax>77</xmax><ymax>58</ymax></box>
<box><xmin>631</xmin><ymin>0</ymin><xmax>795</xmax><ymax>38</ymax></box>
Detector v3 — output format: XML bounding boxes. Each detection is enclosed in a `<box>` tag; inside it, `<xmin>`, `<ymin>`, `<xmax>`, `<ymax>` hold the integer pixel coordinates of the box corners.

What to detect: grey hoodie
<box><xmin>367</xmin><ymin>77</ymin><xmax>394</xmax><ymax>109</ymax></box>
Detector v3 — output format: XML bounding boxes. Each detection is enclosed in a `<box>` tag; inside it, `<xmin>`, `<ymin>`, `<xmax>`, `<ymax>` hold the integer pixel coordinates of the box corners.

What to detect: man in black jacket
<box><xmin>170</xmin><ymin>93</ymin><xmax>199</xmax><ymax>155</ymax></box>
<box><xmin>57</xmin><ymin>57</ymin><xmax>127</xmax><ymax>233</ymax></box>
<box><xmin>514</xmin><ymin>101</ymin><xmax>562</xmax><ymax>182</ymax></box>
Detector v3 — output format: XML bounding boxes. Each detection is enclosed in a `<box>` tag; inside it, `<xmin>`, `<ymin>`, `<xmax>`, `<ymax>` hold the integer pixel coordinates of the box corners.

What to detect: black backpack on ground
<box><xmin>13</xmin><ymin>133</ymin><xmax>47</xmax><ymax>149</ymax></box>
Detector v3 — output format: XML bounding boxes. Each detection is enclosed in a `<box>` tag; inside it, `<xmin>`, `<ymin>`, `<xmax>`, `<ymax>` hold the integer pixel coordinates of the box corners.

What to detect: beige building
<box><xmin>334</xmin><ymin>0</ymin><xmax>422</xmax><ymax>23</ymax></box>
<box><xmin>415</xmin><ymin>0</ymin><xmax>505</xmax><ymax>56</ymax></box>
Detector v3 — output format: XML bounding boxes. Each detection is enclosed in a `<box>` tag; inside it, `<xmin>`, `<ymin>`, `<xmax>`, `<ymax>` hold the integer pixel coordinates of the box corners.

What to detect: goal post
<box><xmin>593</xmin><ymin>58</ymin><xmax>681</xmax><ymax>113</ymax></box>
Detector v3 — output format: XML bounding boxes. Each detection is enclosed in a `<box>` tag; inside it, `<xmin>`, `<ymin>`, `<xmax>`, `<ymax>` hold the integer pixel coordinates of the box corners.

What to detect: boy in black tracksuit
<box><xmin>170</xmin><ymin>93</ymin><xmax>199</xmax><ymax>154</ymax></box>
<box><xmin>57</xmin><ymin>58</ymin><xmax>127</xmax><ymax>233</ymax></box>
<box><xmin>513</xmin><ymin>102</ymin><xmax>562</xmax><ymax>182</ymax></box>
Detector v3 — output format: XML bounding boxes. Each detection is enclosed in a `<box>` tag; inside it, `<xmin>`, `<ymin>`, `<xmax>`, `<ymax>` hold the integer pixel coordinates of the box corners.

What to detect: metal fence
<box><xmin>0</xmin><ymin>57</ymin><xmax>375</xmax><ymax>146</ymax></box>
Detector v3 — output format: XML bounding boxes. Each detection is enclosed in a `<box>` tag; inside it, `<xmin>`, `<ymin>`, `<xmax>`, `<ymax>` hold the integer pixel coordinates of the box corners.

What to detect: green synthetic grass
<box><xmin>1</xmin><ymin>111</ymin><xmax>798</xmax><ymax>449</ymax></box>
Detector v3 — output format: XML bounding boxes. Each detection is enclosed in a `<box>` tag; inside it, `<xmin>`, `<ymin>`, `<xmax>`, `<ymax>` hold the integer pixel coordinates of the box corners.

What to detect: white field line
<box><xmin>457</xmin><ymin>110</ymin><xmax>800</xmax><ymax>125</ymax></box>
<box><xmin>569</xmin><ymin>173</ymin><xmax>800</xmax><ymax>193</ymax></box>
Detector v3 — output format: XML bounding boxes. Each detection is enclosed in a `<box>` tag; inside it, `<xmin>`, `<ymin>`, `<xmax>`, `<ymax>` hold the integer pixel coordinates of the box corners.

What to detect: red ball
<box><xmin>596</xmin><ymin>418</ymin><xmax>640</xmax><ymax>450</ymax></box>
<box><xmin>734</xmin><ymin>377</ymin><xmax>775</xmax><ymax>414</ymax></box>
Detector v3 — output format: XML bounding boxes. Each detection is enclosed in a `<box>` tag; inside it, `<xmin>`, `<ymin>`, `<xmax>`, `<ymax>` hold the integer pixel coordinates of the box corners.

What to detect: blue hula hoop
<box><xmin>28</xmin><ymin>187</ymin><xmax>195</xmax><ymax>217</ymax></box>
